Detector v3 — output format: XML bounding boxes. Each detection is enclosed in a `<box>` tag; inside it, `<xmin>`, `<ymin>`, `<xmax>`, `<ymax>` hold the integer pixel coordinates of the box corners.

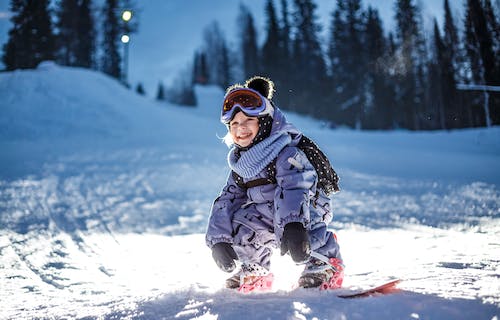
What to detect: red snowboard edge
<box><xmin>338</xmin><ymin>279</ymin><xmax>402</xmax><ymax>299</ymax></box>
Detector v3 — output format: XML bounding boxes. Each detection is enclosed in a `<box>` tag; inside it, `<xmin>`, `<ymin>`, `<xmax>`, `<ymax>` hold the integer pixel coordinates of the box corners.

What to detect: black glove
<box><xmin>280</xmin><ymin>222</ymin><xmax>311</xmax><ymax>263</ymax></box>
<box><xmin>212</xmin><ymin>242</ymin><xmax>238</xmax><ymax>272</ymax></box>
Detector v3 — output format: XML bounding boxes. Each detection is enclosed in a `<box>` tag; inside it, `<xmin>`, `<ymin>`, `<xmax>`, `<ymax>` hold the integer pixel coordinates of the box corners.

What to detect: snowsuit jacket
<box><xmin>206</xmin><ymin>108</ymin><xmax>333</xmax><ymax>252</ymax></box>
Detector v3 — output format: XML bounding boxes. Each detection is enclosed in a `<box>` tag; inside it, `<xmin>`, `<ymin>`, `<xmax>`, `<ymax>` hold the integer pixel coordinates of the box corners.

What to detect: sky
<box><xmin>0</xmin><ymin>0</ymin><xmax>463</xmax><ymax>95</ymax></box>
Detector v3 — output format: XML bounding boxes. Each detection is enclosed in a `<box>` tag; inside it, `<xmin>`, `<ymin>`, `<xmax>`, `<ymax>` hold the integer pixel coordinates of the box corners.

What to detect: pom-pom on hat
<box><xmin>244</xmin><ymin>76</ymin><xmax>274</xmax><ymax>100</ymax></box>
<box><xmin>224</xmin><ymin>75</ymin><xmax>275</xmax><ymax>100</ymax></box>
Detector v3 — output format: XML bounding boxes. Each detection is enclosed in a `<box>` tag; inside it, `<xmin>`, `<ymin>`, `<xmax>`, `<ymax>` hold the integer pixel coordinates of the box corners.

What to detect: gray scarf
<box><xmin>228</xmin><ymin>132</ymin><xmax>291</xmax><ymax>178</ymax></box>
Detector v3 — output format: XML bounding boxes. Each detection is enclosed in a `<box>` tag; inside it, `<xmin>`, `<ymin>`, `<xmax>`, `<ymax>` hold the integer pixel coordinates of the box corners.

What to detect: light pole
<box><xmin>121</xmin><ymin>9</ymin><xmax>132</xmax><ymax>85</ymax></box>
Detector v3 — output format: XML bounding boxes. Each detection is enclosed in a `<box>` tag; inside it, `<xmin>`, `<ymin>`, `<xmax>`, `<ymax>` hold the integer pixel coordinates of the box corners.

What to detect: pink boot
<box><xmin>320</xmin><ymin>258</ymin><xmax>344</xmax><ymax>290</ymax></box>
<box><xmin>299</xmin><ymin>257</ymin><xmax>344</xmax><ymax>290</ymax></box>
<box><xmin>238</xmin><ymin>273</ymin><xmax>274</xmax><ymax>293</ymax></box>
<box><xmin>225</xmin><ymin>264</ymin><xmax>274</xmax><ymax>293</ymax></box>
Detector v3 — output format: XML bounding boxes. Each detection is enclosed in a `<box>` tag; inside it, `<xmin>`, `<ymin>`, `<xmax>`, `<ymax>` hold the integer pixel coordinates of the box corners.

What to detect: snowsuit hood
<box><xmin>268</xmin><ymin>106</ymin><xmax>302</xmax><ymax>145</ymax></box>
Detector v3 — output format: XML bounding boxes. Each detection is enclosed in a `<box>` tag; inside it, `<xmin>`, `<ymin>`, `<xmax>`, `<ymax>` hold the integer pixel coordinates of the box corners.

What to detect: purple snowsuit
<box><xmin>206</xmin><ymin>108</ymin><xmax>341</xmax><ymax>270</ymax></box>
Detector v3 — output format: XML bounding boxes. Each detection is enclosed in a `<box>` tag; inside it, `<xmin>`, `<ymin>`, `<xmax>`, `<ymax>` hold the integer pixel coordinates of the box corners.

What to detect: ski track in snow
<box><xmin>1</xmin><ymin>145</ymin><xmax>499</xmax><ymax>319</ymax></box>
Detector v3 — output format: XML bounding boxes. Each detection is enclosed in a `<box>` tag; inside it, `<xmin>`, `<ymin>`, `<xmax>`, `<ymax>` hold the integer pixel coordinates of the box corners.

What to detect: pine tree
<box><xmin>363</xmin><ymin>6</ymin><xmax>395</xmax><ymax>129</ymax></box>
<box><xmin>238</xmin><ymin>4</ymin><xmax>259</xmax><ymax>79</ymax></box>
<box><xmin>219</xmin><ymin>42</ymin><xmax>232</xmax><ymax>89</ymax></box>
<box><xmin>77</xmin><ymin>0</ymin><xmax>95</xmax><ymax>68</ymax></box>
<box><xmin>464</xmin><ymin>0</ymin><xmax>499</xmax><ymax>126</ymax></box>
<box><xmin>289</xmin><ymin>0</ymin><xmax>326</xmax><ymax>115</ymax></box>
<box><xmin>483</xmin><ymin>0</ymin><xmax>500</xmax><ymax>124</ymax></box>
<box><xmin>156</xmin><ymin>81</ymin><xmax>166</xmax><ymax>101</ymax></box>
<box><xmin>280</xmin><ymin>0</ymin><xmax>291</xmax><ymax>59</ymax></box>
<box><xmin>463</xmin><ymin>0</ymin><xmax>484</xmax><ymax>126</ymax></box>
<box><xmin>192</xmin><ymin>51</ymin><xmax>209</xmax><ymax>85</ymax></box>
<box><xmin>56</xmin><ymin>0</ymin><xmax>79</xmax><ymax>66</ymax></box>
<box><xmin>56</xmin><ymin>0</ymin><xmax>95</xmax><ymax>68</ymax></box>
<box><xmin>483</xmin><ymin>0</ymin><xmax>499</xmax><ymax>63</ymax></box>
<box><xmin>261</xmin><ymin>0</ymin><xmax>281</xmax><ymax>79</ymax></box>
<box><xmin>192</xmin><ymin>51</ymin><xmax>200</xmax><ymax>84</ymax></box>
<box><xmin>2</xmin><ymin>0</ymin><xmax>56</xmax><ymax>70</ymax></box>
<box><xmin>430</xmin><ymin>19</ymin><xmax>452</xmax><ymax>129</ymax></box>
<box><xmin>393</xmin><ymin>0</ymin><xmax>427</xmax><ymax>130</ymax></box>
<box><xmin>166</xmin><ymin>66</ymin><xmax>198</xmax><ymax>107</ymax></box>
<box><xmin>443</xmin><ymin>0</ymin><xmax>460</xmax><ymax>75</ymax></box>
<box><xmin>261</xmin><ymin>0</ymin><xmax>286</xmax><ymax>102</ymax></box>
<box><xmin>466</xmin><ymin>0</ymin><xmax>498</xmax><ymax>86</ymax></box>
<box><xmin>136</xmin><ymin>82</ymin><xmax>145</xmax><ymax>95</ymax></box>
<box><xmin>176</xmin><ymin>85</ymin><xmax>197</xmax><ymax>107</ymax></box>
<box><xmin>328</xmin><ymin>0</ymin><xmax>366</xmax><ymax>128</ymax></box>
<box><xmin>277</xmin><ymin>0</ymin><xmax>293</xmax><ymax>108</ymax></box>
<box><xmin>427</xmin><ymin>34</ymin><xmax>443</xmax><ymax>130</ymax></box>
<box><xmin>439</xmin><ymin>0</ymin><xmax>466</xmax><ymax>128</ymax></box>
<box><xmin>101</xmin><ymin>0</ymin><xmax>121</xmax><ymax>79</ymax></box>
<box><xmin>202</xmin><ymin>22</ymin><xmax>233</xmax><ymax>89</ymax></box>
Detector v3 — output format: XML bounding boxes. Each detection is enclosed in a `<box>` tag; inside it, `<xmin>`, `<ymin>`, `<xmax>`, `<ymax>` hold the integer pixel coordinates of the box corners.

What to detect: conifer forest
<box><xmin>3</xmin><ymin>0</ymin><xmax>500</xmax><ymax>130</ymax></box>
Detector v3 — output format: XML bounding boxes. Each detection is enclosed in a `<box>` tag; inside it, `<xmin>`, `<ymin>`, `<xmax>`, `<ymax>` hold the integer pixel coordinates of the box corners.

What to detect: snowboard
<box><xmin>337</xmin><ymin>279</ymin><xmax>402</xmax><ymax>299</ymax></box>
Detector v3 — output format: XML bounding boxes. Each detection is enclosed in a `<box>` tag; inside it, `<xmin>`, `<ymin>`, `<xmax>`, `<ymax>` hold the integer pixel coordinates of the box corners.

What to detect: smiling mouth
<box><xmin>237</xmin><ymin>133</ymin><xmax>252</xmax><ymax>140</ymax></box>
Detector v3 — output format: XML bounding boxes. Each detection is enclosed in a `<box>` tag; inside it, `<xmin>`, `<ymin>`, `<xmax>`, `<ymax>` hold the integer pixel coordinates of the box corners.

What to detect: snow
<box><xmin>0</xmin><ymin>64</ymin><xmax>499</xmax><ymax>319</ymax></box>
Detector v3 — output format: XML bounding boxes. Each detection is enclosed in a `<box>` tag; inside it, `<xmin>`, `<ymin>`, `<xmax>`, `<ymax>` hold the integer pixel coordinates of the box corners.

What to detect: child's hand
<box><xmin>280</xmin><ymin>222</ymin><xmax>311</xmax><ymax>263</ymax></box>
<box><xmin>212</xmin><ymin>242</ymin><xmax>238</xmax><ymax>272</ymax></box>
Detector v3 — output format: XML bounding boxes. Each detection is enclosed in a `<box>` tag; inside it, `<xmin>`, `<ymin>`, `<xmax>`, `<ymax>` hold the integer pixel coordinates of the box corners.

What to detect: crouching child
<box><xmin>205</xmin><ymin>76</ymin><xmax>344</xmax><ymax>292</ymax></box>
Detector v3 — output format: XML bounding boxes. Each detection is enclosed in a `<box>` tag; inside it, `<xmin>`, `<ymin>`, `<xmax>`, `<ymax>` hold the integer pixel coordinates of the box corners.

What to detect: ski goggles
<box><xmin>221</xmin><ymin>88</ymin><xmax>274</xmax><ymax>124</ymax></box>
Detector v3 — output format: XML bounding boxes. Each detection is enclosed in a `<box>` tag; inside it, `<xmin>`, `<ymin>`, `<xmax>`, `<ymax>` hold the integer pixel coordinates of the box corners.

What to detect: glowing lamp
<box><xmin>122</xmin><ymin>10</ymin><xmax>132</xmax><ymax>22</ymax></box>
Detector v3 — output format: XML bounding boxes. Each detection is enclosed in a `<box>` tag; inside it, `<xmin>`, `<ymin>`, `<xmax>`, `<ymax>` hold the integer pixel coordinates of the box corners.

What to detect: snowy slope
<box><xmin>0</xmin><ymin>64</ymin><xmax>499</xmax><ymax>320</ymax></box>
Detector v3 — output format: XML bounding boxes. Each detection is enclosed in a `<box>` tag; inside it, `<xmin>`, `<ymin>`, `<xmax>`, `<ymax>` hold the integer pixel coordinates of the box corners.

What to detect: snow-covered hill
<box><xmin>0</xmin><ymin>64</ymin><xmax>499</xmax><ymax>319</ymax></box>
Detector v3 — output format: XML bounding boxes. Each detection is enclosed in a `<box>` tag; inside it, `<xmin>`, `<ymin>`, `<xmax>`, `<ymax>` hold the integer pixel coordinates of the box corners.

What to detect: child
<box><xmin>205</xmin><ymin>76</ymin><xmax>343</xmax><ymax>292</ymax></box>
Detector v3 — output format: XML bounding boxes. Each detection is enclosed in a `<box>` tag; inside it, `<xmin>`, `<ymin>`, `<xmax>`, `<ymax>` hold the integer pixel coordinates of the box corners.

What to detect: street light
<box><xmin>121</xmin><ymin>9</ymin><xmax>133</xmax><ymax>85</ymax></box>
<box><xmin>122</xmin><ymin>10</ymin><xmax>132</xmax><ymax>22</ymax></box>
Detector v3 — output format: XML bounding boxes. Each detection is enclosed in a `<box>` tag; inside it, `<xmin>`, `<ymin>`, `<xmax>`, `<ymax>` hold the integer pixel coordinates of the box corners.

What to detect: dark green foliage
<box><xmin>260</xmin><ymin>0</ymin><xmax>293</xmax><ymax>108</ymax></box>
<box><xmin>136</xmin><ymin>82</ymin><xmax>145</xmax><ymax>95</ymax></box>
<box><xmin>56</xmin><ymin>0</ymin><xmax>95</xmax><ymax>68</ymax></box>
<box><xmin>166</xmin><ymin>71</ymin><xmax>198</xmax><ymax>107</ymax></box>
<box><xmin>288</xmin><ymin>0</ymin><xmax>327</xmax><ymax>115</ymax></box>
<box><xmin>7</xmin><ymin>0</ymin><xmax>496</xmax><ymax>130</ymax></box>
<box><xmin>463</xmin><ymin>0</ymin><xmax>499</xmax><ymax>126</ymax></box>
<box><xmin>328</xmin><ymin>0</ymin><xmax>366</xmax><ymax>127</ymax></box>
<box><xmin>101</xmin><ymin>0</ymin><xmax>121</xmax><ymax>79</ymax></box>
<box><xmin>239</xmin><ymin>4</ymin><xmax>260</xmax><ymax>79</ymax></box>
<box><xmin>213</xmin><ymin>0</ymin><xmax>498</xmax><ymax>130</ymax></box>
<box><xmin>192</xmin><ymin>51</ymin><xmax>209</xmax><ymax>85</ymax></box>
<box><xmin>172</xmin><ymin>85</ymin><xmax>197</xmax><ymax>107</ymax></box>
<box><xmin>156</xmin><ymin>81</ymin><xmax>166</xmax><ymax>101</ymax></box>
<box><xmin>2</xmin><ymin>0</ymin><xmax>56</xmax><ymax>70</ymax></box>
<box><xmin>261</xmin><ymin>0</ymin><xmax>281</xmax><ymax>80</ymax></box>
<box><xmin>201</xmin><ymin>22</ymin><xmax>233</xmax><ymax>89</ymax></box>
<box><xmin>363</xmin><ymin>6</ymin><xmax>396</xmax><ymax>129</ymax></box>
<box><xmin>393</xmin><ymin>0</ymin><xmax>426</xmax><ymax>130</ymax></box>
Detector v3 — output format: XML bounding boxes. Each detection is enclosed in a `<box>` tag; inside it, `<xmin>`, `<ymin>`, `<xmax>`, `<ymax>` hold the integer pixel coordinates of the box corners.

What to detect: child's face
<box><xmin>229</xmin><ymin>111</ymin><xmax>259</xmax><ymax>147</ymax></box>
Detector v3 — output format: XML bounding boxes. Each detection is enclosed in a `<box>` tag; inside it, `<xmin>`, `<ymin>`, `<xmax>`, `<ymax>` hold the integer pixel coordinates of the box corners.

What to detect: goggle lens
<box><xmin>221</xmin><ymin>88</ymin><xmax>268</xmax><ymax>123</ymax></box>
<box><xmin>223</xmin><ymin>89</ymin><xmax>263</xmax><ymax>113</ymax></box>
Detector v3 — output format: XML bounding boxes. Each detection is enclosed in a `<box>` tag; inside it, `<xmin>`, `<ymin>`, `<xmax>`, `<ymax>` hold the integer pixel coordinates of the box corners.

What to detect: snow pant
<box><xmin>231</xmin><ymin>203</ymin><xmax>342</xmax><ymax>271</ymax></box>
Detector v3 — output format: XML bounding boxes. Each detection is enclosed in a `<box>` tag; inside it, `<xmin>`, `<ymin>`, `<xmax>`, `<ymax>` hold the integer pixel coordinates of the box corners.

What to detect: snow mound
<box><xmin>0</xmin><ymin>63</ymin><xmax>222</xmax><ymax>143</ymax></box>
